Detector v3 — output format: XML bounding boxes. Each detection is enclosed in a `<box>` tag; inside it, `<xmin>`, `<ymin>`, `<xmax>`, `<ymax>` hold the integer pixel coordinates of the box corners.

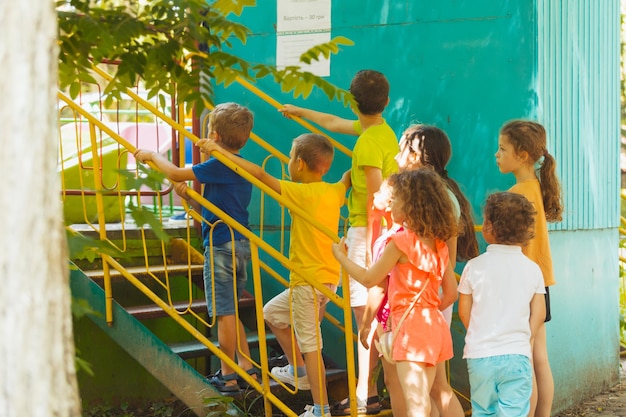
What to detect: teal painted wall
<box><xmin>548</xmin><ymin>229</ymin><xmax>620</xmax><ymax>410</ymax></box>
<box><xmin>218</xmin><ymin>1</ymin><xmax>539</xmax><ymax>213</ymax></box>
<box><xmin>212</xmin><ymin>1</ymin><xmax>621</xmax><ymax>413</ymax></box>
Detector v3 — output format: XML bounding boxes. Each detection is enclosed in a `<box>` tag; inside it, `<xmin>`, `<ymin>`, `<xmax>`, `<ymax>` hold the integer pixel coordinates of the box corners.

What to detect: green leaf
<box><xmin>69</xmin><ymin>81</ymin><xmax>80</xmax><ymax>99</ymax></box>
<box><xmin>72</xmin><ymin>297</ymin><xmax>101</xmax><ymax>320</ymax></box>
<box><xmin>299</xmin><ymin>36</ymin><xmax>354</xmax><ymax>64</ymax></box>
<box><xmin>66</xmin><ymin>229</ymin><xmax>124</xmax><ymax>262</ymax></box>
<box><xmin>212</xmin><ymin>0</ymin><xmax>256</xmax><ymax>16</ymax></box>
<box><xmin>118</xmin><ymin>163</ymin><xmax>167</xmax><ymax>192</ymax></box>
<box><xmin>76</xmin><ymin>70</ymin><xmax>98</xmax><ymax>85</ymax></box>
<box><xmin>128</xmin><ymin>205</ymin><xmax>171</xmax><ymax>243</ymax></box>
<box><xmin>75</xmin><ymin>350</ymin><xmax>95</xmax><ymax>376</ymax></box>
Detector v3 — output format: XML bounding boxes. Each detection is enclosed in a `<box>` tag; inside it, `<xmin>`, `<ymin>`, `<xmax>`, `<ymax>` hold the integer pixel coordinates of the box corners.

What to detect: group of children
<box><xmin>134</xmin><ymin>69</ymin><xmax>563</xmax><ymax>417</ymax></box>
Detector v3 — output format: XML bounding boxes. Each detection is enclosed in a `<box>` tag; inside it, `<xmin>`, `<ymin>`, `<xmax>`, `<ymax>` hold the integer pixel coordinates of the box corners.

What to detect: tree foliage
<box><xmin>57</xmin><ymin>0</ymin><xmax>354</xmax><ymax>112</ymax></box>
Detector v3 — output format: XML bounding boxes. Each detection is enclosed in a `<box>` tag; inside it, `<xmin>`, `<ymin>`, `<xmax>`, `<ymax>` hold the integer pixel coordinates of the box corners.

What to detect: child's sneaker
<box><xmin>299</xmin><ymin>405</ymin><xmax>316</xmax><ymax>417</ymax></box>
<box><xmin>271</xmin><ymin>364</ymin><xmax>311</xmax><ymax>390</ymax></box>
<box><xmin>300</xmin><ymin>404</ymin><xmax>331</xmax><ymax>417</ymax></box>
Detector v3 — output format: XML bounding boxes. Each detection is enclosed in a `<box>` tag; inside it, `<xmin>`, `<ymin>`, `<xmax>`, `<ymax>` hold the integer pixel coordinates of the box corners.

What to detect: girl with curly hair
<box><xmin>333</xmin><ymin>168</ymin><xmax>459</xmax><ymax>417</ymax></box>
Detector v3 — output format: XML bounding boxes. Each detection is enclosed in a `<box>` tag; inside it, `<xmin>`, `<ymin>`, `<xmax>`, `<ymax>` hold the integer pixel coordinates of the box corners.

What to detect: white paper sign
<box><xmin>277</xmin><ymin>0</ymin><xmax>330</xmax><ymax>32</ymax></box>
<box><xmin>276</xmin><ymin>0</ymin><xmax>331</xmax><ymax>76</ymax></box>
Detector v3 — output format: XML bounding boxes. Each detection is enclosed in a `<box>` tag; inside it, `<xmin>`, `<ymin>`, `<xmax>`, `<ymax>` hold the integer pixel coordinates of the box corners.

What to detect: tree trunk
<box><xmin>0</xmin><ymin>2</ymin><xmax>81</xmax><ymax>416</ymax></box>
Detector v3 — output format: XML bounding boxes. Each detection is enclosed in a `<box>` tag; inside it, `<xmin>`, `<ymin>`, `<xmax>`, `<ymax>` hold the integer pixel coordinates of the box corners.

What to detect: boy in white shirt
<box><xmin>458</xmin><ymin>192</ymin><xmax>546</xmax><ymax>417</ymax></box>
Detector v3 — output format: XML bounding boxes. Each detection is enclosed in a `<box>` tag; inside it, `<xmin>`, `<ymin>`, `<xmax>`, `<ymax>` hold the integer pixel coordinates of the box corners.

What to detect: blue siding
<box><xmin>537</xmin><ymin>0</ymin><xmax>621</xmax><ymax>230</ymax></box>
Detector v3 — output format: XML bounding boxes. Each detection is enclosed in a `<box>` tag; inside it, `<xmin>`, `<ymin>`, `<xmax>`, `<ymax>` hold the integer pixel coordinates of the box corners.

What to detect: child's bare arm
<box><xmin>529</xmin><ymin>293</ymin><xmax>547</xmax><ymax>339</ymax></box>
<box><xmin>173</xmin><ymin>181</ymin><xmax>201</xmax><ymax>212</ymax></box>
<box><xmin>173</xmin><ymin>181</ymin><xmax>188</xmax><ymax>200</ymax></box>
<box><xmin>196</xmin><ymin>139</ymin><xmax>282</xmax><ymax>194</ymax></box>
<box><xmin>359</xmin><ymin>280</ymin><xmax>387</xmax><ymax>349</ymax></box>
<box><xmin>134</xmin><ymin>149</ymin><xmax>195</xmax><ymax>182</ymax></box>
<box><xmin>279</xmin><ymin>104</ymin><xmax>356</xmax><ymax>135</ymax></box>
<box><xmin>332</xmin><ymin>237</ymin><xmax>400</xmax><ymax>287</ymax></box>
<box><xmin>339</xmin><ymin>169</ymin><xmax>351</xmax><ymax>189</ymax></box>
<box><xmin>445</xmin><ymin>236</ymin><xmax>458</xmax><ymax>271</ymax></box>
<box><xmin>439</xmin><ymin>262</ymin><xmax>459</xmax><ymax>311</ymax></box>
<box><xmin>458</xmin><ymin>293</ymin><xmax>472</xmax><ymax>329</ymax></box>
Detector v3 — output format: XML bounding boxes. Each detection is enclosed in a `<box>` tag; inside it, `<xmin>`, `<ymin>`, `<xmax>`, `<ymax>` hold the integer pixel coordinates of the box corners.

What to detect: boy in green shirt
<box><xmin>279</xmin><ymin>70</ymin><xmax>399</xmax><ymax>414</ymax></box>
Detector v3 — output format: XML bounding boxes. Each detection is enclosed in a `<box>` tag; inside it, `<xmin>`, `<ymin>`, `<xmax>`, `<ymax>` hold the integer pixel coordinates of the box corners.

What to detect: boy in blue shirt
<box><xmin>134</xmin><ymin>102</ymin><xmax>256</xmax><ymax>392</ymax></box>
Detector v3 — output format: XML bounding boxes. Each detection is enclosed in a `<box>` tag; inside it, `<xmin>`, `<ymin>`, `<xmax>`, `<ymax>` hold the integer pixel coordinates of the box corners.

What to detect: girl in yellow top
<box><xmin>495</xmin><ymin>120</ymin><xmax>563</xmax><ymax>417</ymax></box>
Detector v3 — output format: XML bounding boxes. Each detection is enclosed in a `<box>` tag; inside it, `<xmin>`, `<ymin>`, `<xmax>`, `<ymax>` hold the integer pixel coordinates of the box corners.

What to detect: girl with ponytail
<box><xmin>495</xmin><ymin>120</ymin><xmax>563</xmax><ymax>417</ymax></box>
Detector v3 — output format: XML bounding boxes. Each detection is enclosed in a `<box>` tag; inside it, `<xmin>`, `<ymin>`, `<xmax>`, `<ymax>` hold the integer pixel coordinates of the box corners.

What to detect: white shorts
<box><xmin>345</xmin><ymin>227</ymin><xmax>369</xmax><ymax>307</ymax></box>
<box><xmin>263</xmin><ymin>285</ymin><xmax>336</xmax><ymax>354</ymax></box>
<box><xmin>442</xmin><ymin>304</ymin><xmax>453</xmax><ymax>326</ymax></box>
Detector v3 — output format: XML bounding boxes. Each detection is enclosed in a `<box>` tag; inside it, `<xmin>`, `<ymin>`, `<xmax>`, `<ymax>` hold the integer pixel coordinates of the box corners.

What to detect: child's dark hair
<box><xmin>292</xmin><ymin>133</ymin><xmax>334</xmax><ymax>175</ymax></box>
<box><xmin>349</xmin><ymin>70</ymin><xmax>389</xmax><ymax>115</ymax></box>
<box><xmin>400</xmin><ymin>125</ymin><xmax>479</xmax><ymax>261</ymax></box>
<box><xmin>484</xmin><ymin>192</ymin><xmax>536</xmax><ymax>245</ymax></box>
<box><xmin>500</xmin><ymin>120</ymin><xmax>563</xmax><ymax>222</ymax></box>
<box><xmin>388</xmin><ymin>168</ymin><xmax>458</xmax><ymax>242</ymax></box>
<box><xmin>209</xmin><ymin>102</ymin><xmax>254</xmax><ymax>150</ymax></box>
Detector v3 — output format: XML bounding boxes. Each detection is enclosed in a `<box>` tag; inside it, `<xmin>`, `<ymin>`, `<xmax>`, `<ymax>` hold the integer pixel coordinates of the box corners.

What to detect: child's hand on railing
<box><xmin>278</xmin><ymin>104</ymin><xmax>304</xmax><ymax>119</ymax></box>
<box><xmin>331</xmin><ymin>237</ymin><xmax>349</xmax><ymax>259</ymax></box>
<box><xmin>134</xmin><ymin>149</ymin><xmax>154</xmax><ymax>163</ymax></box>
<box><xmin>196</xmin><ymin>138</ymin><xmax>220</xmax><ymax>155</ymax></box>
<box><xmin>173</xmin><ymin>181</ymin><xmax>188</xmax><ymax>199</ymax></box>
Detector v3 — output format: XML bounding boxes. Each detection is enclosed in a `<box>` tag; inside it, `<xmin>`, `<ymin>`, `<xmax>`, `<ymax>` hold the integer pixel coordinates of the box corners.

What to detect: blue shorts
<box><xmin>203</xmin><ymin>240</ymin><xmax>251</xmax><ymax>317</ymax></box>
<box><xmin>467</xmin><ymin>354</ymin><xmax>532</xmax><ymax>417</ymax></box>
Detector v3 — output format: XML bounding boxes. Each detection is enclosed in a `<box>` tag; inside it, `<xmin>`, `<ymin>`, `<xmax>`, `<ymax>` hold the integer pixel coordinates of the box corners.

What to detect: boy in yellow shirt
<box><xmin>198</xmin><ymin>133</ymin><xmax>350</xmax><ymax>417</ymax></box>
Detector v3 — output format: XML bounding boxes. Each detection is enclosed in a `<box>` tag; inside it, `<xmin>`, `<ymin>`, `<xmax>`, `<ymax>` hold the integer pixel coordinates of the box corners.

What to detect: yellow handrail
<box><xmin>235</xmin><ymin>76</ymin><xmax>353</xmax><ymax>158</ymax></box>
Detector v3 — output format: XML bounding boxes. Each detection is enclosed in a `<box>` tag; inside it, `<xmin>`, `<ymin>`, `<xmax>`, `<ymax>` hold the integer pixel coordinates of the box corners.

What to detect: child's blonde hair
<box><xmin>292</xmin><ymin>133</ymin><xmax>334</xmax><ymax>175</ymax></box>
<box><xmin>388</xmin><ymin>168</ymin><xmax>459</xmax><ymax>242</ymax></box>
<box><xmin>209</xmin><ymin>102</ymin><xmax>254</xmax><ymax>150</ymax></box>
<box><xmin>500</xmin><ymin>120</ymin><xmax>563</xmax><ymax>222</ymax></box>
<box><xmin>484</xmin><ymin>192</ymin><xmax>536</xmax><ymax>245</ymax></box>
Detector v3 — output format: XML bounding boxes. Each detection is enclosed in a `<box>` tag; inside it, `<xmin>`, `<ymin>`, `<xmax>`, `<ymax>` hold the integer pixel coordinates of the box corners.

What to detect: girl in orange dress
<box><xmin>332</xmin><ymin>168</ymin><xmax>459</xmax><ymax>417</ymax></box>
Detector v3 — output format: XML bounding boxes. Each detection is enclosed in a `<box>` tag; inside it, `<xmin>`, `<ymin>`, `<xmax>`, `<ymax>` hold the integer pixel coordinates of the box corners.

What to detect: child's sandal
<box><xmin>237</xmin><ymin>368</ymin><xmax>259</xmax><ymax>389</ymax></box>
<box><xmin>330</xmin><ymin>397</ymin><xmax>367</xmax><ymax>416</ymax></box>
<box><xmin>365</xmin><ymin>396</ymin><xmax>383</xmax><ymax>415</ymax></box>
<box><xmin>207</xmin><ymin>370</ymin><xmax>240</xmax><ymax>393</ymax></box>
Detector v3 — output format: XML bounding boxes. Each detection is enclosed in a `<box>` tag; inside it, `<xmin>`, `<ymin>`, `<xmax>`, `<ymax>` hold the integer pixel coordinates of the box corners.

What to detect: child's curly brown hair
<box><xmin>388</xmin><ymin>168</ymin><xmax>459</xmax><ymax>242</ymax></box>
<box><xmin>483</xmin><ymin>192</ymin><xmax>536</xmax><ymax>245</ymax></box>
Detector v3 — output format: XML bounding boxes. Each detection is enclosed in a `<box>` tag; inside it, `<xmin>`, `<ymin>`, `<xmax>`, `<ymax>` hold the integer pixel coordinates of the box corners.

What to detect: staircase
<box><xmin>70</xmin><ymin>222</ymin><xmax>352</xmax><ymax>417</ymax></box>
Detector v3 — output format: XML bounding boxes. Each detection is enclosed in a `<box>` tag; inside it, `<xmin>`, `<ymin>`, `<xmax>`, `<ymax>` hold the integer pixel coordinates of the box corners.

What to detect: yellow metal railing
<box><xmin>60</xmin><ymin>70</ymin><xmax>360</xmax><ymax>416</ymax></box>
<box><xmin>234</xmin><ymin>76</ymin><xmax>353</xmax><ymax>158</ymax></box>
